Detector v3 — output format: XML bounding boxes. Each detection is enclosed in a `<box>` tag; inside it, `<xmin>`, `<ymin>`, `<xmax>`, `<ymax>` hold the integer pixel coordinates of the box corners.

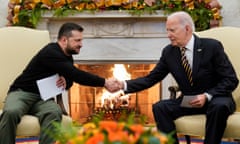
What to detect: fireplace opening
<box><xmin>69</xmin><ymin>63</ymin><xmax>161</xmax><ymax>124</ymax></box>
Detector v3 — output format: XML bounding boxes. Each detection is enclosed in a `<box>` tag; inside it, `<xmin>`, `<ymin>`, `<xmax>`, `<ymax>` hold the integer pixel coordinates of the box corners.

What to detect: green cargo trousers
<box><xmin>0</xmin><ymin>89</ymin><xmax>62</xmax><ymax>144</ymax></box>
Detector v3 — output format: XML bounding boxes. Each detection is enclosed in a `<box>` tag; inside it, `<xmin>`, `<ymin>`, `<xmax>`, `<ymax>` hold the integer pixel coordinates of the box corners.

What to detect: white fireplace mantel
<box><xmin>37</xmin><ymin>10</ymin><xmax>170</xmax><ymax>62</ymax></box>
<box><xmin>37</xmin><ymin>11</ymin><xmax>175</xmax><ymax>99</ymax></box>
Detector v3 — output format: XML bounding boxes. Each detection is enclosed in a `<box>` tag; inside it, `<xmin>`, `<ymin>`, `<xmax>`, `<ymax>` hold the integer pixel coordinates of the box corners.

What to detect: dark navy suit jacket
<box><xmin>125</xmin><ymin>34</ymin><xmax>239</xmax><ymax>98</ymax></box>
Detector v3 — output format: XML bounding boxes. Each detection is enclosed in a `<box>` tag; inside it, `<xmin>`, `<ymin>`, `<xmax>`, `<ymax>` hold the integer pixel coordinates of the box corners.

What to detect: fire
<box><xmin>101</xmin><ymin>64</ymin><xmax>131</xmax><ymax>109</ymax></box>
<box><xmin>113</xmin><ymin>64</ymin><xmax>130</xmax><ymax>81</ymax></box>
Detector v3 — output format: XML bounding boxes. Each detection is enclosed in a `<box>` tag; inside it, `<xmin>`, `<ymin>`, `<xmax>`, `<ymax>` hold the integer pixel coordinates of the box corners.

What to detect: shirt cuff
<box><xmin>123</xmin><ymin>81</ymin><xmax>127</xmax><ymax>91</ymax></box>
<box><xmin>204</xmin><ymin>92</ymin><xmax>212</xmax><ymax>101</ymax></box>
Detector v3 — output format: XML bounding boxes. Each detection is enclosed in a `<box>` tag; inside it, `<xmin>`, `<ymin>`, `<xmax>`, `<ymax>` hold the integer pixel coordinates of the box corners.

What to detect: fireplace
<box><xmin>37</xmin><ymin>11</ymin><xmax>176</xmax><ymax>124</ymax></box>
<box><xmin>69</xmin><ymin>63</ymin><xmax>160</xmax><ymax>124</ymax></box>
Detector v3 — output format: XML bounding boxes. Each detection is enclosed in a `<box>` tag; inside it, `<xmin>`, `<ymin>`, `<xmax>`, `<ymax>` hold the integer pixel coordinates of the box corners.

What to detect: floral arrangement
<box><xmin>7</xmin><ymin>0</ymin><xmax>221</xmax><ymax>31</ymax></box>
<box><xmin>52</xmin><ymin>113</ymin><xmax>174</xmax><ymax>144</ymax></box>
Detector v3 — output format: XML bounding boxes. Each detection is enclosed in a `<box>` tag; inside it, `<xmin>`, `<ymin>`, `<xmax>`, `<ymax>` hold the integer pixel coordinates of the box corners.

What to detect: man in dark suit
<box><xmin>117</xmin><ymin>11</ymin><xmax>239</xmax><ymax>144</ymax></box>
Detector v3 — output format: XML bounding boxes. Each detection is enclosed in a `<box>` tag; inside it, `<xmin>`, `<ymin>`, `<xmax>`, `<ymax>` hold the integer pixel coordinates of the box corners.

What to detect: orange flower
<box><xmin>23</xmin><ymin>0</ymin><xmax>40</xmax><ymax>10</ymax></box>
<box><xmin>122</xmin><ymin>0</ymin><xmax>138</xmax><ymax>9</ymax></box>
<box><xmin>85</xmin><ymin>133</ymin><xmax>104</xmax><ymax>144</ymax></box>
<box><xmin>186</xmin><ymin>0</ymin><xmax>194</xmax><ymax>10</ymax></box>
<box><xmin>75</xmin><ymin>3</ymin><xmax>86</xmax><ymax>10</ymax></box>
<box><xmin>41</xmin><ymin>0</ymin><xmax>53</xmax><ymax>7</ymax></box>
<box><xmin>184</xmin><ymin>0</ymin><xmax>192</xmax><ymax>3</ymax></box>
<box><xmin>129</xmin><ymin>124</ymin><xmax>145</xmax><ymax>135</ymax></box>
<box><xmin>108</xmin><ymin>130</ymin><xmax>129</xmax><ymax>142</ymax></box>
<box><xmin>93</xmin><ymin>0</ymin><xmax>105</xmax><ymax>7</ymax></box>
<box><xmin>99</xmin><ymin>121</ymin><xmax>117</xmax><ymax>130</ymax></box>
<box><xmin>85</xmin><ymin>3</ymin><xmax>97</xmax><ymax>10</ymax></box>
<box><xmin>204</xmin><ymin>0</ymin><xmax>211</xmax><ymax>3</ymax></box>
<box><xmin>105</xmin><ymin>0</ymin><xmax>122</xmax><ymax>7</ymax></box>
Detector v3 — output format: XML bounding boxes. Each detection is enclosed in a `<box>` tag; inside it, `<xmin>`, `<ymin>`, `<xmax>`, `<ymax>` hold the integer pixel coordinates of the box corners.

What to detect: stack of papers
<box><xmin>37</xmin><ymin>74</ymin><xmax>64</xmax><ymax>101</ymax></box>
<box><xmin>180</xmin><ymin>95</ymin><xmax>197</xmax><ymax>108</ymax></box>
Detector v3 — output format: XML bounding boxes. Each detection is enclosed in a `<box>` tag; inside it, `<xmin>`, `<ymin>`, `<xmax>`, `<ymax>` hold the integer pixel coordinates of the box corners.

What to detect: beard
<box><xmin>65</xmin><ymin>44</ymin><xmax>80</xmax><ymax>55</ymax></box>
<box><xmin>66</xmin><ymin>48</ymin><xmax>79</xmax><ymax>55</ymax></box>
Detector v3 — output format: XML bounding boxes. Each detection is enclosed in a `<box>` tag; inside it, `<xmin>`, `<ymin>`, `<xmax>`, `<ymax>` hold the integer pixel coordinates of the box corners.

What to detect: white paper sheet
<box><xmin>37</xmin><ymin>74</ymin><xmax>64</xmax><ymax>101</ymax></box>
<box><xmin>180</xmin><ymin>95</ymin><xmax>197</xmax><ymax>108</ymax></box>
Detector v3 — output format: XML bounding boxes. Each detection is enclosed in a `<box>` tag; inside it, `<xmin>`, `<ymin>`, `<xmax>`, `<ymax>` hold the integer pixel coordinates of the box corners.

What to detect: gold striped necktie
<box><xmin>180</xmin><ymin>47</ymin><xmax>193</xmax><ymax>86</ymax></box>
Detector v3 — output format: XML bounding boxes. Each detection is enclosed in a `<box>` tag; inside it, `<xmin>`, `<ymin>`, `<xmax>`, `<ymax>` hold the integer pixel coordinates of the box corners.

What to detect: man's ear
<box><xmin>58</xmin><ymin>36</ymin><xmax>68</xmax><ymax>48</ymax></box>
<box><xmin>59</xmin><ymin>36</ymin><xmax>68</xmax><ymax>44</ymax></box>
<box><xmin>185</xmin><ymin>24</ymin><xmax>192</xmax><ymax>32</ymax></box>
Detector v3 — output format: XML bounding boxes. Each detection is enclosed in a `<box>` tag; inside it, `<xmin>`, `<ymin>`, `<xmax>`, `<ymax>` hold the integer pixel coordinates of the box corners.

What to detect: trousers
<box><xmin>152</xmin><ymin>96</ymin><xmax>236</xmax><ymax>144</ymax></box>
<box><xmin>0</xmin><ymin>89</ymin><xmax>62</xmax><ymax>144</ymax></box>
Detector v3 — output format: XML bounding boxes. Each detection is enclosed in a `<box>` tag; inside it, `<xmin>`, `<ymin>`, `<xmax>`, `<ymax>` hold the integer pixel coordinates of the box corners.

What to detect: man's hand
<box><xmin>104</xmin><ymin>78</ymin><xmax>124</xmax><ymax>93</ymax></box>
<box><xmin>56</xmin><ymin>76</ymin><xmax>66</xmax><ymax>90</ymax></box>
<box><xmin>189</xmin><ymin>94</ymin><xmax>207</xmax><ymax>108</ymax></box>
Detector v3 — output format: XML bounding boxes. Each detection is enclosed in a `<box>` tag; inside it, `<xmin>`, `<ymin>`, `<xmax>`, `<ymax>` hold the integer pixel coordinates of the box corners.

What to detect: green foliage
<box><xmin>11</xmin><ymin>0</ymin><xmax>221</xmax><ymax>31</ymax></box>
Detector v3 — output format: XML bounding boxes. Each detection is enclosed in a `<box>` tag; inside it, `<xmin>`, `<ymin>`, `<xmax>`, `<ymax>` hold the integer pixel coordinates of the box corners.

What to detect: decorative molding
<box><xmin>38</xmin><ymin>11</ymin><xmax>167</xmax><ymax>40</ymax></box>
<box><xmin>94</xmin><ymin>21</ymin><xmax>134</xmax><ymax>37</ymax></box>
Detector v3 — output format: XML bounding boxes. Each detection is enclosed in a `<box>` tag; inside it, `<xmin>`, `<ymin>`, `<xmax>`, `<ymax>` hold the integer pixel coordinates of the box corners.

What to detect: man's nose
<box><xmin>167</xmin><ymin>32</ymin><xmax>172</xmax><ymax>38</ymax></box>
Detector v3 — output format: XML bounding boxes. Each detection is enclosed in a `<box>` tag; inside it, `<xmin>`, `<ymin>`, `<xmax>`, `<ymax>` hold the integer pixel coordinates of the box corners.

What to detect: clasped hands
<box><xmin>104</xmin><ymin>78</ymin><xmax>124</xmax><ymax>93</ymax></box>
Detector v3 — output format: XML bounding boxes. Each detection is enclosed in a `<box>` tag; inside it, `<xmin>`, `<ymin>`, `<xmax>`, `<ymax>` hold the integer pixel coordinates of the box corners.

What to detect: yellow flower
<box><xmin>82</xmin><ymin>122</ymin><xmax>96</xmax><ymax>130</ymax></box>
<box><xmin>9</xmin><ymin>0</ymin><xmax>22</xmax><ymax>4</ymax></box>
<box><xmin>13</xmin><ymin>5</ymin><xmax>21</xmax><ymax>14</ymax></box>
<box><xmin>12</xmin><ymin>14</ymin><xmax>19</xmax><ymax>24</ymax></box>
<box><xmin>53</xmin><ymin>0</ymin><xmax>67</xmax><ymax>9</ymax></box>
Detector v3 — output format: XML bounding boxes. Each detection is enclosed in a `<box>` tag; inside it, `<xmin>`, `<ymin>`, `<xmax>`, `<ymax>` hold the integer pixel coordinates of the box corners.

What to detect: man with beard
<box><xmin>0</xmin><ymin>22</ymin><xmax>118</xmax><ymax>144</ymax></box>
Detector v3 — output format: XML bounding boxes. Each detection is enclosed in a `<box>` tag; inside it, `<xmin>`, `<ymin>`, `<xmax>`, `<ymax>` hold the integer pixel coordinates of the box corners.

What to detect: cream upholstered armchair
<box><xmin>0</xmin><ymin>26</ymin><xmax>72</xmax><ymax>137</ymax></box>
<box><xmin>169</xmin><ymin>27</ymin><xmax>240</xmax><ymax>143</ymax></box>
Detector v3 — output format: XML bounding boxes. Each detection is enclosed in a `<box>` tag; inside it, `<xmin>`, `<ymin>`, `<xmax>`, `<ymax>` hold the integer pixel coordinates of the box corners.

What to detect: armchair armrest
<box><xmin>56</xmin><ymin>94</ymin><xmax>68</xmax><ymax>115</ymax></box>
<box><xmin>168</xmin><ymin>86</ymin><xmax>180</xmax><ymax>100</ymax></box>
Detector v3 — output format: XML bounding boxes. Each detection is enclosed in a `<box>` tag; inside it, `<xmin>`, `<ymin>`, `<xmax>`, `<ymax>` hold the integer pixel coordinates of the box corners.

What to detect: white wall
<box><xmin>0</xmin><ymin>0</ymin><xmax>8</xmax><ymax>27</ymax></box>
<box><xmin>1</xmin><ymin>0</ymin><xmax>240</xmax><ymax>28</ymax></box>
<box><xmin>219</xmin><ymin>0</ymin><xmax>240</xmax><ymax>27</ymax></box>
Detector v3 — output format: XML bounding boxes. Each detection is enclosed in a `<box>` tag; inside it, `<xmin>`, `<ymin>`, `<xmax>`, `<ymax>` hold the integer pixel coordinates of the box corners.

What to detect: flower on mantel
<box><xmin>7</xmin><ymin>0</ymin><xmax>221</xmax><ymax>31</ymax></box>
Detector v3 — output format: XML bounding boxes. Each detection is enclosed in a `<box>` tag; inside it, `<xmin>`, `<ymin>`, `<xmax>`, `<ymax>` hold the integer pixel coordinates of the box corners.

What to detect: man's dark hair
<box><xmin>57</xmin><ymin>22</ymin><xmax>84</xmax><ymax>40</ymax></box>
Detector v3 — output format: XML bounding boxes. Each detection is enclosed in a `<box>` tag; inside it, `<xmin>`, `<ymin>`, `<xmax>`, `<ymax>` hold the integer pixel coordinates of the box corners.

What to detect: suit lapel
<box><xmin>173</xmin><ymin>46</ymin><xmax>184</xmax><ymax>70</ymax></box>
<box><xmin>192</xmin><ymin>35</ymin><xmax>203</xmax><ymax>81</ymax></box>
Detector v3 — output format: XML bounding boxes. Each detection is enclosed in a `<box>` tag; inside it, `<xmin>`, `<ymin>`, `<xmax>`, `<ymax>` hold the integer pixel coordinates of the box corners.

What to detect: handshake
<box><xmin>104</xmin><ymin>78</ymin><xmax>124</xmax><ymax>93</ymax></box>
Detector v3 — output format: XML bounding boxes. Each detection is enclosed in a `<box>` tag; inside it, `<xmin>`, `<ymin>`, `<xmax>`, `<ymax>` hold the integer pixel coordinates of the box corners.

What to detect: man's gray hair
<box><xmin>168</xmin><ymin>11</ymin><xmax>196</xmax><ymax>32</ymax></box>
